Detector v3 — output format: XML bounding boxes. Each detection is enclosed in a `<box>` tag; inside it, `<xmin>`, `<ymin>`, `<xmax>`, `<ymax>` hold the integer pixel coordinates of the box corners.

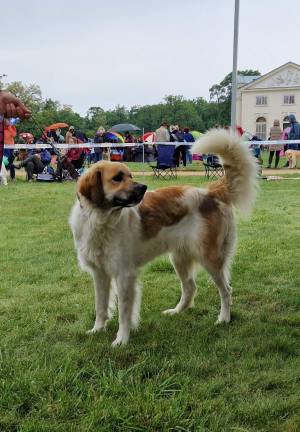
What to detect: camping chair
<box><xmin>202</xmin><ymin>154</ymin><xmax>224</xmax><ymax>180</ymax></box>
<box><xmin>150</xmin><ymin>144</ymin><xmax>177</xmax><ymax>180</ymax></box>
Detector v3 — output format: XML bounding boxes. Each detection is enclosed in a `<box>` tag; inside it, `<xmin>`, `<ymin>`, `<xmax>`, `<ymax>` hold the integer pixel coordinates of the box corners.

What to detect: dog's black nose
<box><xmin>135</xmin><ymin>183</ymin><xmax>147</xmax><ymax>194</ymax></box>
<box><xmin>139</xmin><ymin>184</ymin><xmax>147</xmax><ymax>194</ymax></box>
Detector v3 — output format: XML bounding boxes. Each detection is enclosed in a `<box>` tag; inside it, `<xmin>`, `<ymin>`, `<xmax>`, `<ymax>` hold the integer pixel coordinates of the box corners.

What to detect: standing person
<box><xmin>74</xmin><ymin>129</ymin><xmax>88</xmax><ymax>143</ymax></box>
<box><xmin>183</xmin><ymin>127</ymin><xmax>195</xmax><ymax>164</ymax></box>
<box><xmin>287</xmin><ymin>114</ymin><xmax>300</xmax><ymax>150</ymax></box>
<box><xmin>93</xmin><ymin>127</ymin><xmax>106</xmax><ymax>162</ymax></box>
<box><xmin>4</xmin><ymin>119</ymin><xmax>17</xmax><ymax>180</ymax></box>
<box><xmin>65</xmin><ymin>126</ymin><xmax>76</xmax><ymax>144</ymax></box>
<box><xmin>282</xmin><ymin>114</ymin><xmax>300</xmax><ymax>167</ymax></box>
<box><xmin>171</xmin><ymin>125</ymin><xmax>186</xmax><ymax>167</ymax></box>
<box><xmin>124</xmin><ymin>131</ymin><xmax>134</xmax><ymax>162</ymax></box>
<box><xmin>124</xmin><ymin>131</ymin><xmax>134</xmax><ymax>143</ymax></box>
<box><xmin>155</xmin><ymin>122</ymin><xmax>170</xmax><ymax>143</ymax></box>
<box><xmin>0</xmin><ymin>91</ymin><xmax>31</xmax><ymax>175</ymax></box>
<box><xmin>267</xmin><ymin>120</ymin><xmax>283</xmax><ymax>169</ymax></box>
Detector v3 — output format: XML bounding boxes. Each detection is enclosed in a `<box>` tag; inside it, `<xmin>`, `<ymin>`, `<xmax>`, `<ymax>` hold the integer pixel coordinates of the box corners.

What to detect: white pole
<box><xmin>231</xmin><ymin>0</ymin><xmax>240</xmax><ymax>130</ymax></box>
<box><xmin>142</xmin><ymin>127</ymin><xmax>145</xmax><ymax>177</ymax></box>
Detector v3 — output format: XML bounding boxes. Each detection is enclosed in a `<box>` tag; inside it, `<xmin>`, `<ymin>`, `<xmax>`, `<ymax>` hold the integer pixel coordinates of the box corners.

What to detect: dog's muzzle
<box><xmin>112</xmin><ymin>183</ymin><xmax>147</xmax><ymax>207</ymax></box>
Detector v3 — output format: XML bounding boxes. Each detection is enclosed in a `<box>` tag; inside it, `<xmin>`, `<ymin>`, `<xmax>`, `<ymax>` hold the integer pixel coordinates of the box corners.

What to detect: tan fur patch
<box><xmin>138</xmin><ymin>186</ymin><xmax>188</xmax><ymax>238</ymax></box>
<box><xmin>199</xmin><ymin>194</ymin><xmax>224</xmax><ymax>269</ymax></box>
<box><xmin>207</xmin><ymin>177</ymin><xmax>230</xmax><ymax>204</ymax></box>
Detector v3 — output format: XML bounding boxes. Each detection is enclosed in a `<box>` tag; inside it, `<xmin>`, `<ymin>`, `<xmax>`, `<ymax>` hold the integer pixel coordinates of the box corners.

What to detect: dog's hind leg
<box><xmin>87</xmin><ymin>269</ymin><xmax>111</xmax><ymax>334</ymax></box>
<box><xmin>163</xmin><ymin>254</ymin><xmax>197</xmax><ymax>315</ymax></box>
<box><xmin>112</xmin><ymin>274</ymin><xmax>137</xmax><ymax>346</ymax></box>
<box><xmin>204</xmin><ymin>263</ymin><xmax>232</xmax><ymax>324</ymax></box>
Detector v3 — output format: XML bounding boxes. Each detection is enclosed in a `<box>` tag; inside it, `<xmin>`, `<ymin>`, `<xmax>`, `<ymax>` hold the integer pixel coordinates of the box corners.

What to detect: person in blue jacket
<box><xmin>183</xmin><ymin>127</ymin><xmax>195</xmax><ymax>164</ymax></box>
<box><xmin>287</xmin><ymin>114</ymin><xmax>300</xmax><ymax>150</ymax></box>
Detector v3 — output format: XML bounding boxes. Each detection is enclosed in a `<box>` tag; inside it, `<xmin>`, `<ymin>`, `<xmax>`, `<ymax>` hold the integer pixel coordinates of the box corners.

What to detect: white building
<box><xmin>236</xmin><ymin>62</ymin><xmax>300</xmax><ymax>139</ymax></box>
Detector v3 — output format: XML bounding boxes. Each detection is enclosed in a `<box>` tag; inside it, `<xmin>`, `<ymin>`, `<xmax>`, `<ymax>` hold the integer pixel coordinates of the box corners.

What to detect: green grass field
<box><xmin>0</xmin><ymin>174</ymin><xmax>299</xmax><ymax>432</ymax></box>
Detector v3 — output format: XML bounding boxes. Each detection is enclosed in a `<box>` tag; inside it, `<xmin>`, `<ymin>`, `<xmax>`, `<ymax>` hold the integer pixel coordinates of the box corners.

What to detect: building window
<box><xmin>256</xmin><ymin>96</ymin><xmax>267</xmax><ymax>105</ymax></box>
<box><xmin>283</xmin><ymin>116</ymin><xmax>290</xmax><ymax>131</ymax></box>
<box><xmin>256</xmin><ymin>117</ymin><xmax>267</xmax><ymax>140</ymax></box>
<box><xmin>283</xmin><ymin>95</ymin><xmax>295</xmax><ymax>104</ymax></box>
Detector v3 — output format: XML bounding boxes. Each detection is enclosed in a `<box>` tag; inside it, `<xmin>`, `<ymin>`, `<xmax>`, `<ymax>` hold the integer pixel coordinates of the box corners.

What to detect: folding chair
<box><xmin>202</xmin><ymin>154</ymin><xmax>224</xmax><ymax>180</ymax></box>
<box><xmin>150</xmin><ymin>144</ymin><xmax>177</xmax><ymax>180</ymax></box>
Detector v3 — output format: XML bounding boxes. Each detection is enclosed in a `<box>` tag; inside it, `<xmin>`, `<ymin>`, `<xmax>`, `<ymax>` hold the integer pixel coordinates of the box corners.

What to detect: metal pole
<box><xmin>231</xmin><ymin>0</ymin><xmax>240</xmax><ymax>130</ymax></box>
<box><xmin>142</xmin><ymin>127</ymin><xmax>145</xmax><ymax>177</ymax></box>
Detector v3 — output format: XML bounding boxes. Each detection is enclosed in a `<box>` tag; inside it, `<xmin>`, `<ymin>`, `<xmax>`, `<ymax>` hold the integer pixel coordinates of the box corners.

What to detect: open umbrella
<box><xmin>105</xmin><ymin>132</ymin><xmax>124</xmax><ymax>143</ymax></box>
<box><xmin>190</xmin><ymin>131</ymin><xmax>201</xmax><ymax>140</ymax></box>
<box><xmin>142</xmin><ymin>132</ymin><xmax>156</xmax><ymax>143</ymax></box>
<box><xmin>47</xmin><ymin>122</ymin><xmax>69</xmax><ymax>131</ymax></box>
<box><xmin>110</xmin><ymin>123</ymin><xmax>141</xmax><ymax>132</ymax></box>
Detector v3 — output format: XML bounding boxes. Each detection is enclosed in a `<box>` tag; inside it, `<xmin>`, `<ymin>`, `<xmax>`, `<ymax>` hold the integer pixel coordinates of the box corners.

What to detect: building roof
<box><xmin>239</xmin><ymin>62</ymin><xmax>300</xmax><ymax>91</ymax></box>
<box><xmin>237</xmin><ymin>75</ymin><xmax>260</xmax><ymax>86</ymax></box>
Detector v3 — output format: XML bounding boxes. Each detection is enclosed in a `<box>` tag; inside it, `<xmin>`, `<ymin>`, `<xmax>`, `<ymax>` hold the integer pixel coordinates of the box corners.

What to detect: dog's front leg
<box><xmin>112</xmin><ymin>274</ymin><xmax>136</xmax><ymax>347</ymax></box>
<box><xmin>87</xmin><ymin>270</ymin><xmax>111</xmax><ymax>334</ymax></box>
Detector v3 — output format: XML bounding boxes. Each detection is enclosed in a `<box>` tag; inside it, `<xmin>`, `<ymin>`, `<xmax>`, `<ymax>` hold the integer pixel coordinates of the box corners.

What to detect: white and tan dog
<box><xmin>285</xmin><ymin>149</ymin><xmax>300</xmax><ymax>168</ymax></box>
<box><xmin>69</xmin><ymin>129</ymin><xmax>258</xmax><ymax>346</ymax></box>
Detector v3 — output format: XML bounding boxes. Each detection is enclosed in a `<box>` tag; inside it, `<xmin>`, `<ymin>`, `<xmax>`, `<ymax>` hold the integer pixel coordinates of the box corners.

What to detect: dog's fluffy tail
<box><xmin>193</xmin><ymin>128</ymin><xmax>259</xmax><ymax>217</ymax></box>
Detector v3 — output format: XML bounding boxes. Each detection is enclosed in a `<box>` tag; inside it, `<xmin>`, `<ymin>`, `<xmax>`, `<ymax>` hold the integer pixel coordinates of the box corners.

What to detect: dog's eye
<box><xmin>112</xmin><ymin>173</ymin><xmax>123</xmax><ymax>182</ymax></box>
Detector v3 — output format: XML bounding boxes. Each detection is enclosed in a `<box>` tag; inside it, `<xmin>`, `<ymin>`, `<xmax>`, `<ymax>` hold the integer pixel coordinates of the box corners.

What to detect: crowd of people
<box><xmin>1</xmin><ymin>90</ymin><xmax>299</xmax><ymax>185</ymax></box>
<box><xmin>1</xmin><ymin>120</ymin><xmax>198</xmax><ymax>182</ymax></box>
<box><xmin>265</xmin><ymin>114</ymin><xmax>300</xmax><ymax>168</ymax></box>
<box><xmin>240</xmin><ymin>114</ymin><xmax>300</xmax><ymax>169</ymax></box>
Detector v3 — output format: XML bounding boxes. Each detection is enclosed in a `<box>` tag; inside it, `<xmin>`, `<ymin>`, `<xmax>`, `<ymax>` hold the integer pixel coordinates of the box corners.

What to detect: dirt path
<box><xmin>133</xmin><ymin>168</ymin><xmax>300</xmax><ymax>177</ymax></box>
<box><xmin>14</xmin><ymin>168</ymin><xmax>300</xmax><ymax>179</ymax></box>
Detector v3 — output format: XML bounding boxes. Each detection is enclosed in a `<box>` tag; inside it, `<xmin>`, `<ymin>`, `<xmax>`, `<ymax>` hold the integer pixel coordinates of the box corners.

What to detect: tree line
<box><xmin>0</xmin><ymin>69</ymin><xmax>260</xmax><ymax>139</ymax></box>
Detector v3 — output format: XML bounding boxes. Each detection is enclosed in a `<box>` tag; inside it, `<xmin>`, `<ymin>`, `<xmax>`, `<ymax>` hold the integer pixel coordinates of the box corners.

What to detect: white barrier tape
<box><xmin>3</xmin><ymin>140</ymin><xmax>300</xmax><ymax>149</ymax></box>
<box><xmin>250</xmin><ymin>140</ymin><xmax>300</xmax><ymax>145</ymax></box>
<box><xmin>3</xmin><ymin>142</ymin><xmax>191</xmax><ymax>149</ymax></box>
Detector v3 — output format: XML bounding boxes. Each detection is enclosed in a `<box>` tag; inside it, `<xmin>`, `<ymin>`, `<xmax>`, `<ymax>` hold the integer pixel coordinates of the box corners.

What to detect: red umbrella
<box><xmin>142</xmin><ymin>132</ymin><xmax>156</xmax><ymax>143</ymax></box>
<box><xmin>46</xmin><ymin>122</ymin><xmax>69</xmax><ymax>131</ymax></box>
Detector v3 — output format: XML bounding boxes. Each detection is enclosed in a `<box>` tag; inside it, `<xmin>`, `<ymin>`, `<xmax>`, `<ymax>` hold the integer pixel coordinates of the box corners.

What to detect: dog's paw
<box><xmin>86</xmin><ymin>325</ymin><xmax>105</xmax><ymax>335</ymax></box>
<box><xmin>163</xmin><ymin>308</ymin><xmax>179</xmax><ymax>315</ymax></box>
<box><xmin>111</xmin><ymin>330</ymin><xmax>129</xmax><ymax>347</ymax></box>
<box><xmin>111</xmin><ymin>337</ymin><xmax>128</xmax><ymax>347</ymax></box>
<box><xmin>215</xmin><ymin>315</ymin><xmax>231</xmax><ymax>325</ymax></box>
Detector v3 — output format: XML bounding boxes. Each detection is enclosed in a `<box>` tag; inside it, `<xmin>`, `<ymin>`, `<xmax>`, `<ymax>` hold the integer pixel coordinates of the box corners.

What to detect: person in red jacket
<box><xmin>4</xmin><ymin>119</ymin><xmax>17</xmax><ymax>179</ymax></box>
<box><xmin>0</xmin><ymin>91</ymin><xmax>31</xmax><ymax>169</ymax></box>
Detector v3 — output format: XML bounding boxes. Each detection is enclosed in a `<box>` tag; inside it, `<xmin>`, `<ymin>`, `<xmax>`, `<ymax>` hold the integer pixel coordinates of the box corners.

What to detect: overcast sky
<box><xmin>1</xmin><ymin>0</ymin><xmax>299</xmax><ymax>115</ymax></box>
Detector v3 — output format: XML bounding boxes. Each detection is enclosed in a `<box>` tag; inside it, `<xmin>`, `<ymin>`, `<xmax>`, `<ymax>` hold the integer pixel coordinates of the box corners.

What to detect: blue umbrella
<box><xmin>110</xmin><ymin>123</ymin><xmax>141</xmax><ymax>132</ymax></box>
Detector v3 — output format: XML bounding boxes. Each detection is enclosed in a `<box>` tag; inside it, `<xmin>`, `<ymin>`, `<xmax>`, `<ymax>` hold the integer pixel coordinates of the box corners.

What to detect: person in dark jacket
<box><xmin>74</xmin><ymin>129</ymin><xmax>88</xmax><ymax>143</ymax></box>
<box><xmin>287</xmin><ymin>114</ymin><xmax>300</xmax><ymax>150</ymax></box>
<box><xmin>183</xmin><ymin>127</ymin><xmax>195</xmax><ymax>164</ymax></box>
<box><xmin>93</xmin><ymin>127</ymin><xmax>106</xmax><ymax>162</ymax></box>
<box><xmin>14</xmin><ymin>148</ymin><xmax>51</xmax><ymax>181</ymax></box>
<box><xmin>170</xmin><ymin>125</ymin><xmax>186</xmax><ymax>167</ymax></box>
<box><xmin>282</xmin><ymin>114</ymin><xmax>300</xmax><ymax>167</ymax></box>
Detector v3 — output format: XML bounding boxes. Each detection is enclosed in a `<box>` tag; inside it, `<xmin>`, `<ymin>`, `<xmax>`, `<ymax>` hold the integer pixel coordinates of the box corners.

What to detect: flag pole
<box><xmin>231</xmin><ymin>0</ymin><xmax>240</xmax><ymax>130</ymax></box>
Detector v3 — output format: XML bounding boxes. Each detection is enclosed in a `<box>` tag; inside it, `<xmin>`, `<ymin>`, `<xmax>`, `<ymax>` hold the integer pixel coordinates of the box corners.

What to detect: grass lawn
<box><xmin>0</xmin><ymin>174</ymin><xmax>299</xmax><ymax>432</ymax></box>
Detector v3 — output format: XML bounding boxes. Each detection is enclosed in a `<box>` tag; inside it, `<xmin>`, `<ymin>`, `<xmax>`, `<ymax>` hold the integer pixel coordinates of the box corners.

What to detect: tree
<box><xmin>209</xmin><ymin>69</ymin><xmax>261</xmax><ymax>125</ymax></box>
<box><xmin>85</xmin><ymin>106</ymin><xmax>107</xmax><ymax>136</ymax></box>
<box><xmin>5</xmin><ymin>81</ymin><xmax>43</xmax><ymax>113</ymax></box>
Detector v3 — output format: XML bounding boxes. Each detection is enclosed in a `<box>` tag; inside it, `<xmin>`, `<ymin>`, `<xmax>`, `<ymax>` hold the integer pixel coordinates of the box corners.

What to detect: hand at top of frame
<box><xmin>0</xmin><ymin>91</ymin><xmax>31</xmax><ymax>119</ymax></box>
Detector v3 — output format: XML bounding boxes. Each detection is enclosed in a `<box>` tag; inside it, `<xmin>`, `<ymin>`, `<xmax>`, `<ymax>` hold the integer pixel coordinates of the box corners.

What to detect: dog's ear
<box><xmin>77</xmin><ymin>167</ymin><xmax>105</xmax><ymax>207</ymax></box>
